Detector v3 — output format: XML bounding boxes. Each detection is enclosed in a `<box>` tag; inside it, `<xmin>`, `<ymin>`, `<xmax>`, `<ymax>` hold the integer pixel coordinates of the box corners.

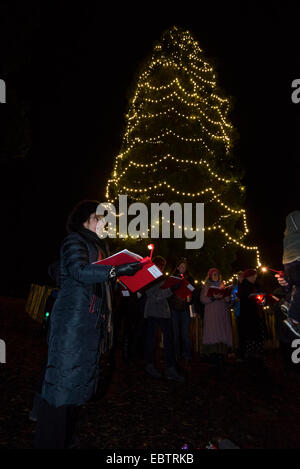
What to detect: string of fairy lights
<box><xmin>108</xmin><ymin>154</ymin><xmax>239</xmax><ymax>187</ymax></box>
<box><xmin>105</xmin><ymin>26</ymin><xmax>262</xmax><ymax>276</ymax></box>
<box><xmin>101</xmin><ymin>221</ymin><xmax>260</xmax><ymax>273</ymax></box>
<box><xmin>125</xmin><ymin>106</ymin><xmax>230</xmax><ymax>143</ymax></box>
<box><xmin>109</xmin><ymin>32</ymin><xmax>233</xmax><ymax>188</ymax></box>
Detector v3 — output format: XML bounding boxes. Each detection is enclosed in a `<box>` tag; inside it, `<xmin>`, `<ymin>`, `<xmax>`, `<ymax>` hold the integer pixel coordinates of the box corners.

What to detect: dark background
<box><xmin>0</xmin><ymin>1</ymin><xmax>299</xmax><ymax>295</ymax></box>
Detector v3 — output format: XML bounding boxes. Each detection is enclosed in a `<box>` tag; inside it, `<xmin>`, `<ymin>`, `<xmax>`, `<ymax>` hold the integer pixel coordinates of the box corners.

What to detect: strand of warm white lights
<box><xmin>101</xmin><ymin>223</ymin><xmax>260</xmax><ymax>268</ymax></box>
<box><xmin>108</xmin><ymin>181</ymin><xmax>244</xmax><ymax>213</ymax></box>
<box><xmin>128</xmin><ymin>126</ymin><xmax>221</xmax><ymax>151</ymax></box>
<box><xmin>109</xmin><ymin>154</ymin><xmax>239</xmax><ymax>185</ymax></box>
<box><xmin>125</xmin><ymin>123</ymin><xmax>230</xmax><ymax>146</ymax></box>
<box><xmin>116</xmin><ymin>128</ymin><xmax>220</xmax><ymax>163</ymax></box>
<box><xmin>141</xmin><ymin>58</ymin><xmax>216</xmax><ymax>88</ymax></box>
<box><xmin>125</xmin><ymin>108</ymin><xmax>230</xmax><ymax>142</ymax></box>
<box><xmin>106</xmin><ymin>186</ymin><xmax>250</xmax><ymax>240</ymax></box>
<box><xmin>103</xmin><ymin>224</ymin><xmax>258</xmax><ymax>250</ymax></box>
<box><xmin>114</xmin><ymin>130</ymin><xmax>218</xmax><ymax>163</ymax></box>
<box><xmin>133</xmin><ymin>77</ymin><xmax>230</xmax><ymax>115</ymax></box>
<box><xmin>141</xmin><ymin>75</ymin><xmax>204</xmax><ymax>95</ymax></box>
<box><xmin>104</xmin><ymin>197</ymin><xmax>249</xmax><ymax>241</ymax></box>
<box><xmin>139</xmin><ymin>60</ymin><xmax>229</xmax><ymax>104</ymax></box>
<box><xmin>133</xmin><ymin>87</ymin><xmax>228</xmax><ymax>115</ymax></box>
<box><xmin>140</xmin><ymin>61</ymin><xmax>209</xmax><ymax>89</ymax></box>
<box><xmin>128</xmin><ymin>102</ymin><xmax>232</xmax><ymax>129</ymax></box>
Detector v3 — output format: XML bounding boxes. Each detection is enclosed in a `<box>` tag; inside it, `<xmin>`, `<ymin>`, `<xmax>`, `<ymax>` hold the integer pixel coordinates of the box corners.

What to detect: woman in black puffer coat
<box><xmin>238</xmin><ymin>269</ymin><xmax>266</xmax><ymax>371</ymax></box>
<box><xmin>34</xmin><ymin>200</ymin><xmax>141</xmax><ymax>448</ymax></box>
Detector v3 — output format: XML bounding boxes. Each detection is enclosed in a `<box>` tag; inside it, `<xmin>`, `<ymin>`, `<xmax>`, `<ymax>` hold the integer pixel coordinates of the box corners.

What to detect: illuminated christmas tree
<box><xmin>106</xmin><ymin>26</ymin><xmax>261</xmax><ymax>279</ymax></box>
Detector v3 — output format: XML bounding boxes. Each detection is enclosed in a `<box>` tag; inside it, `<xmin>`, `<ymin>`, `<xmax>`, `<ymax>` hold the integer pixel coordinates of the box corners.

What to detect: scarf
<box><xmin>76</xmin><ymin>226</ymin><xmax>113</xmax><ymax>330</ymax></box>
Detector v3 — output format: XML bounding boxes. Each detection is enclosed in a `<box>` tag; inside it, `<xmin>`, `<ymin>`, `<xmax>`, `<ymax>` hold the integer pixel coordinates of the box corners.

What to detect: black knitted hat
<box><xmin>66</xmin><ymin>199</ymin><xmax>100</xmax><ymax>232</ymax></box>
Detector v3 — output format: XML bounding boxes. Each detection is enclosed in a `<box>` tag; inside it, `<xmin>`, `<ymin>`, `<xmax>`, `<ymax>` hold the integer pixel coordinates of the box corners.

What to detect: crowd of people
<box><xmin>118</xmin><ymin>262</ymin><xmax>275</xmax><ymax>377</ymax></box>
<box><xmin>30</xmin><ymin>201</ymin><xmax>300</xmax><ymax>448</ymax></box>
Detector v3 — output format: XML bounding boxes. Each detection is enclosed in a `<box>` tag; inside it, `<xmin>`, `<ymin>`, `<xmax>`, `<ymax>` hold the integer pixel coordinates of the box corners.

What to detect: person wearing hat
<box><xmin>238</xmin><ymin>269</ymin><xmax>266</xmax><ymax>374</ymax></box>
<box><xmin>200</xmin><ymin>268</ymin><xmax>233</xmax><ymax>371</ymax></box>
<box><xmin>34</xmin><ymin>200</ymin><xmax>142</xmax><ymax>449</ymax></box>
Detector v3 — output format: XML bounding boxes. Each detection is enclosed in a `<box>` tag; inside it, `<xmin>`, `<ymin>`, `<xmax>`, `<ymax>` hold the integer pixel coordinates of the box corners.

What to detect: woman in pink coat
<box><xmin>200</xmin><ymin>268</ymin><xmax>233</xmax><ymax>368</ymax></box>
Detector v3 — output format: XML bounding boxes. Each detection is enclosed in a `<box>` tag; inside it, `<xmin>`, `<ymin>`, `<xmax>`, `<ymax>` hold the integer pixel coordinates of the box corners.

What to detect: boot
<box><xmin>165</xmin><ymin>366</ymin><xmax>185</xmax><ymax>382</ymax></box>
<box><xmin>180</xmin><ymin>358</ymin><xmax>192</xmax><ymax>373</ymax></box>
<box><xmin>145</xmin><ymin>363</ymin><xmax>162</xmax><ymax>379</ymax></box>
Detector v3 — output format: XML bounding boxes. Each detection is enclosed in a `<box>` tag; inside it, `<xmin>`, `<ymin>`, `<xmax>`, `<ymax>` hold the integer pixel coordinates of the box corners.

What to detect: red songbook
<box><xmin>161</xmin><ymin>276</ymin><xmax>195</xmax><ymax>301</ymax></box>
<box><xmin>206</xmin><ymin>285</ymin><xmax>233</xmax><ymax>298</ymax></box>
<box><xmin>93</xmin><ymin>249</ymin><xmax>163</xmax><ymax>293</ymax></box>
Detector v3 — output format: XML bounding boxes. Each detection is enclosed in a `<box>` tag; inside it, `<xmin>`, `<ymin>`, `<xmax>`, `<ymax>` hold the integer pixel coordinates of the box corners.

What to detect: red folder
<box><xmin>161</xmin><ymin>276</ymin><xmax>195</xmax><ymax>301</ymax></box>
<box><xmin>93</xmin><ymin>249</ymin><xmax>163</xmax><ymax>293</ymax></box>
<box><xmin>206</xmin><ymin>285</ymin><xmax>233</xmax><ymax>298</ymax></box>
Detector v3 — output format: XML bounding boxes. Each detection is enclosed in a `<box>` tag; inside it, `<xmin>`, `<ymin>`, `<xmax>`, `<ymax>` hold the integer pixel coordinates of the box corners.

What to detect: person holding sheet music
<box><xmin>200</xmin><ymin>268</ymin><xmax>233</xmax><ymax>371</ymax></box>
<box><xmin>144</xmin><ymin>256</ymin><xmax>185</xmax><ymax>382</ymax></box>
<box><xmin>169</xmin><ymin>259</ymin><xmax>194</xmax><ymax>370</ymax></box>
<box><xmin>237</xmin><ymin>269</ymin><xmax>266</xmax><ymax>374</ymax></box>
<box><xmin>34</xmin><ymin>200</ymin><xmax>142</xmax><ymax>449</ymax></box>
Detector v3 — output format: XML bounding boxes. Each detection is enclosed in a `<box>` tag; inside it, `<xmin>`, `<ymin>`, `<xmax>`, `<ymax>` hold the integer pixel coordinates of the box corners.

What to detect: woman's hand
<box><xmin>275</xmin><ymin>273</ymin><xmax>289</xmax><ymax>288</ymax></box>
<box><xmin>213</xmin><ymin>293</ymin><xmax>223</xmax><ymax>300</ymax></box>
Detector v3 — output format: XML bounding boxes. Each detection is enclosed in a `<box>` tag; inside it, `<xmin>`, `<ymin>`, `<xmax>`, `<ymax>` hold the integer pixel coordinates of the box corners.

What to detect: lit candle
<box><xmin>261</xmin><ymin>266</ymin><xmax>284</xmax><ymax>277</ymax></box>
<box><xmin>147</xmin><ymin>243</ymin><xmax>154</xmax><ymax>260</ymax></box>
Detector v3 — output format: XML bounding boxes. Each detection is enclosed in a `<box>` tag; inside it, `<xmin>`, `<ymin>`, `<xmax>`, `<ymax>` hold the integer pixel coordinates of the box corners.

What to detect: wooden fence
<box><xmin>25</xmin><ymin>284</ymin><xmax>55</xmax><ymax>324</ymax></box>
<box><xmin>190</xmin><ymin>309</ymin><xmax>279</xmax><ymax>352</ymax></box>
<box><xmin>26</xmin><ymin>284</ymin><xmax>280</xmax><ymax>350</ymax></box>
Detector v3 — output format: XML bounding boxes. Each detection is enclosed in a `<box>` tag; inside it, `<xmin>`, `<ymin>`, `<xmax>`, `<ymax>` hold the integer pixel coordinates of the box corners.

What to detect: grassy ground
<box><xmin>1</xmin><ymin>297</ymin><xmax>300</xmax><ymax>449</ymax></box>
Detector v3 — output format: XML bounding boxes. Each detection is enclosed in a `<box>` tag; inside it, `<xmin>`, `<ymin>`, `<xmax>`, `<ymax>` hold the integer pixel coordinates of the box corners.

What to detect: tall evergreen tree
<box><xmin>106</xmin><ymin>26</ymin><xmax>261</xmax><ymax>280</ymax></box>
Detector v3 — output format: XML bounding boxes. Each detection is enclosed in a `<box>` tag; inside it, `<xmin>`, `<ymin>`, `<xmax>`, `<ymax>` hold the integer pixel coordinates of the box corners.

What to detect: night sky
<box><xmin>1</xmin><ymin>2</ymin><xmax>300</xmax><ymax>295</ymax></box>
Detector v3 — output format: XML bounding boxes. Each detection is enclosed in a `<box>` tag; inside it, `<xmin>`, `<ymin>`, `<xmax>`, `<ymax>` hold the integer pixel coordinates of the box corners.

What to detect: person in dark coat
<box><xmin>29</xmin><ymin>260</ymin><xmax>60</xmax><ymax>422</ymax></box>
<box><xmin>116</xmin><ymin>287</ymin><xmax>146</xmax><ymax>363</ymax></box>
<box><xmin>169</xmin><ymin>259</ymin><xmax>194</xmax><ymax>369</ymax></box>
<box><xmin>144</xmin><ymin>256</ymin><xmax>184</xmax><ymax>382</ymax></box>
<box><xmin>272</xmin><ymin>287</ymin><xmax>299</xmax><ymax>372</ymax></box>
<box><xmin>34</xmin><ymin>200</ymin><xmax>141</xmax><ymax>449</ymax></box>
<box><xmin>238</xmin><ymin>269</ymin><xmax>266</xmax><ymax>373</ymax></box>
